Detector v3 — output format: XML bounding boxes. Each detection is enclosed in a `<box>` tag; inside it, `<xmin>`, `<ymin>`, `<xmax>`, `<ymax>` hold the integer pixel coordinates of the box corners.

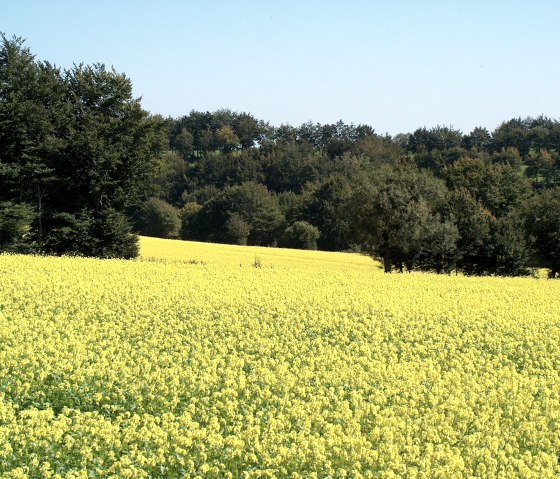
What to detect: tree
<box><xmin>225</xmin><ymin>212</ymin><xmax>251</xmax><ymax>245</ymax></box>
<box><xmin>491</xmin><ymin>116</ymin><xmax>560</xmax><ymax>156</ymax></box>
<box><xmin>216</xmin><ymin>125</ymin><xmax>240</xmax><ymax>153</ymax></box>
<box><xmin>0</xmin><ymin>202</ymin><xmax>35</xmax><ymax>252</ymax></box>
<box><xmin>415</xmin><ymin>146</ymin><xmax>473</xmax><ymax>173</ymax></box>
<box><xmin>280</xmin><ymin>221</ymin><xmax>320</xmax><ymax>250</ymax></box>
<box><xmin>234</xmin><ymin>113</ymin><xmax>264</xmax><ymax>150</ymax></box>
<box><xmin>43</xmin><ymin>208</ymin><xmax>139</xmax><ymax>259</ymax></box>
<box><xmin>138</xmin><ymin>197</ymin><xmax>181</xmax><ymax>239</ymax></box>
<box><xmin>179</xmin><ymin>202</ymin><xmax>203</xmax><ymax>240</ymax></box>
<box><xmin>492</xmin><ymin>118</ymin><xmax>531</xmax><ymax>155</ymax></box>
<box><xmin>490</xmin><ymin>147</ymin><xmax>522</xmax><ymax>169</ymax></box>
<box><xmin>301</xmin><ymin>175</ymin><xmax>354</xmax><ymax>251</ymax></box>
<box><xmin>443</xmin><ymin>157</ymin><xmax>532</xmax><ymax>217</ymax></box>
<box><xmin>262</xmin><ymin>143</ymin><xmax>324</xmax><ymax>193</ymax></box>
<box><xmin>148</xmin><ymin>150</ymin><xmax>188</xmax><ymax>206</ymax></box>
<box><xmin>448</xmin><ymin>189</ymin><xmax>494</xmax><ymax>275</ymax></box>
<box><xmin>0</xmin><ymin>35</ymin><xmax>166</xmax><ymax>257</ymax></box>
<box><xmin>277</xmin><ymin>191</ymin><xmax>304</xmax><ymax>225</ymax></box>
<box><xmin>352</xmin><ymin>135</ymin><xmax>404</xmax><ymax>166</ymax></box>
<box><xmin>350</xmin><ymin>164</ymin><xmax>457</xmax><ymax>272</ymax></box>
<box><xmin>415</xmin><ymin>218</ymin><xmax>459</xmax><ymax>274</ymax></box>
<box><xmin>272</xmin><ymin>124</ymin><xmax>298</xmax><ymax>144</ymax></box>
<box><xmin>407</xmin><ymin>126</ymin><xmax>463</xmax><ymax>153</ymax></box>
<box><xmin>174</xmin><ymin>127</ymin><xmax>194</xmax><ymax>159</ymax></box>
<box><xmin>448</xmin><ymin>189</ymin><xmax>531</xmax><ymax>276</ymax></box>
<box><xmin>492</xmin><ymin>212</ymin><xmax>531</xmax><ymax>277</ymax></box>
<box><xmin>190</xmin><ymin>182</ymin><xmax>285</xmax><ymax>246</ymax></box>
<box><xmin>525</xmin><ymin>148</ymin><xmax>560</xmax><ymax>188</ymax></box>
<box><xmin>192</xmin><ymin>149</ymin><xmax>264</xmax><ymax>189</ymax></box>
<box><xmin>523</xmin><ymin>188</ymin><xmax>560</xmax><ymax>277</ymax></box>
<box><xmin>0</xmin><ymin>35</ymin><xmax>66</xmax><ymax>244</ymax></box>
<box><xmin>462</xmin><ymin>127</ymin><xmax>492</xmax><ymax>151</ymax></box>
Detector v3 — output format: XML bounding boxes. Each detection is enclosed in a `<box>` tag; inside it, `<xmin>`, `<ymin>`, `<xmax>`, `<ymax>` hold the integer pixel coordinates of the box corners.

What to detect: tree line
<box><xmin>1</xmin><ymin>35</ymin><xmax>560</xmax><ymax>277</ymax></box>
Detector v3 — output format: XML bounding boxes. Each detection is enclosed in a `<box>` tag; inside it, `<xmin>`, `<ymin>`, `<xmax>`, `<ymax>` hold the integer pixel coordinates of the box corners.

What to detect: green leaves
<box><xmin>0</xmin><ymin>35</ymin><xmax>165</xmax><ymax>258</ymax></box>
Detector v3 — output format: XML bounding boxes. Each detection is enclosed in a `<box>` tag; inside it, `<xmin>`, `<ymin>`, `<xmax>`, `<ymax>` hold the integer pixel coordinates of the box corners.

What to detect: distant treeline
<box><xmin>1</xmin><ymin>35</ymin><xmax>560</xmax><ymax>276</ymax></box>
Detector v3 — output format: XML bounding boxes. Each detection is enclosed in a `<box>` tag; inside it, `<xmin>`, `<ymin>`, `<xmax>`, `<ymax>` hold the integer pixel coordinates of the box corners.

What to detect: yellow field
<box><xmin>1</xmin><ymin>236</ymin><xmax>560</xmax><ymax>478</ymax></box>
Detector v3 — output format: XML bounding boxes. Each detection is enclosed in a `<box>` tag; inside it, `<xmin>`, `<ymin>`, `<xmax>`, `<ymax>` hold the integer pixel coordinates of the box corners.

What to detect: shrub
<box><xmin>44</xmin><ymin>209</ymin><xmax>139</xmax><ymax>259</ymax></box>
<box><xmin>280</xmin><ymin>221</ymin><xmax>320</xmax><ymax>250</ymax></box>
<box><xmin>139</xmin><ymin>197</ymin><xmax>181</xmax><ymax>239</ymax></box>
<box><xmin>225</xmin><ymin>213</ymin><xmax>251</xmax><ymax>245</ymax></box>
<box><xmin>0</xmin><ymin>202</ymin><xmax>36</xmax><ymax>253</ymax></box>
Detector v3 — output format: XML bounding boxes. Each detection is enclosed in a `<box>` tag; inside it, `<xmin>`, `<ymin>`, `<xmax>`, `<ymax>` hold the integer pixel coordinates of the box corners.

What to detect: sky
<box><xmin>2</xmin><ymin>0</ymin><xmax>560</xmax><ymax>135</ymax></box>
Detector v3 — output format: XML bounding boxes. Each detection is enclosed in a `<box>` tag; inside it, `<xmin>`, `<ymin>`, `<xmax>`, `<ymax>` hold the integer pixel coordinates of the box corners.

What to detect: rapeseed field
<box><xmin>1</xmin><ymin>236</ymin><xmax>559</xmax><ymax>478</ymax></box>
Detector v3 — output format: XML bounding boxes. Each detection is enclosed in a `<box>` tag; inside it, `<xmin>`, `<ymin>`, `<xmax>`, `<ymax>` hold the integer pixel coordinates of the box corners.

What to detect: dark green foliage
<box><xmin>191</xmin><ymin>149</ymin><xmax>264</xmax><ymax>189</ymax></box>
<box><xmin>300</xmin><ymin>175</ymin><xmax>354</xmax><ymax>251</ymax></box>
<box><xmin>448</xmin><ymin>189</ymin><xmax>494</xmax><ymax>275</ymax></box>
<box><xmin>0</xmin><ymin>36</ymin><xmax>65</xmax><ymax>243</ymax></box>
<box><xmin>415</xmin><ymin>146</ymin><xmax>474</xmax><ymax>173</ymax></box>
<box><xmin>174</xmin><ymin>127</ymin><xmax>194</xmax><ymax>160</ymax></box>
<box><xmin>352</xmin><ymin>135</ymin><xmax>405</xmax><ymax>166</ymax></box>
<box><xmin>0</xmin><ymin>202</ymin><xmax>36</xmax><ymax>252</ymax></box>
<box><xmin>443</xmin><ymin>158</ymin><xmax>532</xmax><ymax>217</ymax></box>
<box><xmin>181</xmin><ymin>185</ymin><xmax>222</xmax><ymax>206</ymax></box>
<box><xmin>169</xmin><ymin>109</ymin><xmax>268</xmax><ymax>158</ymax></box>
<box><xmin>280</xmin><ymin>221</ymin><xmax>320</xmax><ymax>250</ymax></box>
<box><xmin>59</xmin><ymin>64</ymin><xmax>166</xmax><ymax>215</ymax></box>
<box><xmin>462</xmin><ymin>127</ymin><xmax>493</xmax><ymax>151</ymax></box>
<box><xmin>150</xmin><ymin>151</ymin><xmax>189</xmax><ymax>206</ymax></box>
<box><xmin>448</xmin><ymin>190</ymin><xmax>531</xmax><ymax>276</ymax></box>
<box><xmin>179</xmin><ymin>202</ymin><xmax>203</xmax><ymax>240</ymax></box>
<box><xmin>490</xmin><ymin>147</ymin><xmax>522</xmax><ymax>168</ymax></box>
<box><xmin>0</xmin><ymin>35</ymin><xmax>164</xmax><ymax>258</ymax></box>
<box><xmin>86</xmin><ymin>209</ymin><xmax>140</xmax><ymax>259</ymax></box>
<box><xmin>492</xmin><ymin>213</ymin><xmax>532</xmax><ymax>277</ymax></box>
<box><xmin>492</xmin><ymin>116</ymin><xmax>560</xmax><ymax>156</ymax></box>
<box><xmin>138</xmin><ymin>197</ymin><xmax>181</xmax><ymax>239</ymax></box>
<box><xmin>43</xmin><ymin>209</ymin><xmax>138</xmax><ymax>259</ymax></box>
<box><xmin>350</xmin><ymin>164</ymin><xmax>458</xmax><ymax>273</ymax></box>
<box><xmin>415</xmin><ymin>219</ymin><xmax>459</xmax><ymax>274</ymax></box>
<box><xmin>262</xmin><ymin>143</ymin><xmax>324</xmax><ymax>193</ymax></box>
<box><xmin>523</xmin><ymin>188</ymin><xmax>560</xmax><ymax>277</ymax></box>
<box><xmin>4</xmin><ymin>34</ymin><xmax>559</xmax><ymax>277</ymax></box>
<box><xmin>277</xmin><ymin>191</ymin><xmax>304</xmax><ymax>224</ymax></box>
<box><xmin>185</xmin><ymin>182</ymin><xmax>284</xmax><ymax>246</ymax></box>
<box><xmin>407</xmin><ymin>126</ymin><xmax>463</xmax><ymax>153</ymax></box>
<box><xmin>492</xmin><ymin>118</ymin><xmax>531</xmax><ymax>155</ymax></box>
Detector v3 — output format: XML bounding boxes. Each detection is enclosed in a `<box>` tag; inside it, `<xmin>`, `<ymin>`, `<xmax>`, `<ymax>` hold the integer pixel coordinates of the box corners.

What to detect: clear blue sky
<box><xmin>3</xmin><ymin>0</ymin><xmax>559</xmax><ymax>135</ymax></box>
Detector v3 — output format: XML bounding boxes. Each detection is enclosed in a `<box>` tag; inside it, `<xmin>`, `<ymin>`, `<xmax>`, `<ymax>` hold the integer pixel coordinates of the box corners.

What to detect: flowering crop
<box><xmin>1</xmin><ymin>236</ymin><xmax>560</xmax><ymax>478</ymax></box>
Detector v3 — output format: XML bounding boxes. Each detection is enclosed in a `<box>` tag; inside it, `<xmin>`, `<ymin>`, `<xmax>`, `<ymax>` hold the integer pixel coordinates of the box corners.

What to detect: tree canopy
<box><xmin>3</xmin><ymin>34</ymin><xmax>560</xmax><ymax>276</ymax></box>
<box><xmin>0</xmin><ymin>34</ymin><xmax>165</xmax><ymax>257</ymax></box>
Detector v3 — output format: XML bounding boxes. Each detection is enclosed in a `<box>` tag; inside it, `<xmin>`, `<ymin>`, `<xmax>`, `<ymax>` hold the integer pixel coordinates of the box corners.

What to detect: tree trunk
<box><xmin>383</xmin><ymin>254</ymin><xmax>391</xmax><ymax>273</ymax></box>
<box><xmin>37</xmin><ymin>183</ymin><xmax>43</xmax><ymax>241</ymax></box>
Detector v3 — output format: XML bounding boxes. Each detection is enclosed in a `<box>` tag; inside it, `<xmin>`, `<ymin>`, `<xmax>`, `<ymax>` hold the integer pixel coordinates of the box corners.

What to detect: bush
<box><xmin>89</xmin><ymin>210</ymin><xmax>140</xmax><ymax>259</ymax></box>
<box><xmin>179</xmin><ymin>202</ymin><xmax>203</xmax><ymax>240</ymax></box>
<box><xmin>44</xmin><ymin>209</ymin><xmax>139</xmax><ymax>259</ymax></box>
<box><xmin>0</xmin><ymin>202</ymin><xmax>36</xmax><ymax>253</ymax></box>
<box><xmin>194</xmin><ymin>182</ymin><xmax>285</xmax><ymax>246</ymax></box>
<box><xmin>280</xmin><ymin>221</ymin><xmax>320</xmax><ymax>250</ymax></box>
<box><xmin>139</xmin><ymin>197</ymin><xmax>181</xmax><ymax>239</ymax></box>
